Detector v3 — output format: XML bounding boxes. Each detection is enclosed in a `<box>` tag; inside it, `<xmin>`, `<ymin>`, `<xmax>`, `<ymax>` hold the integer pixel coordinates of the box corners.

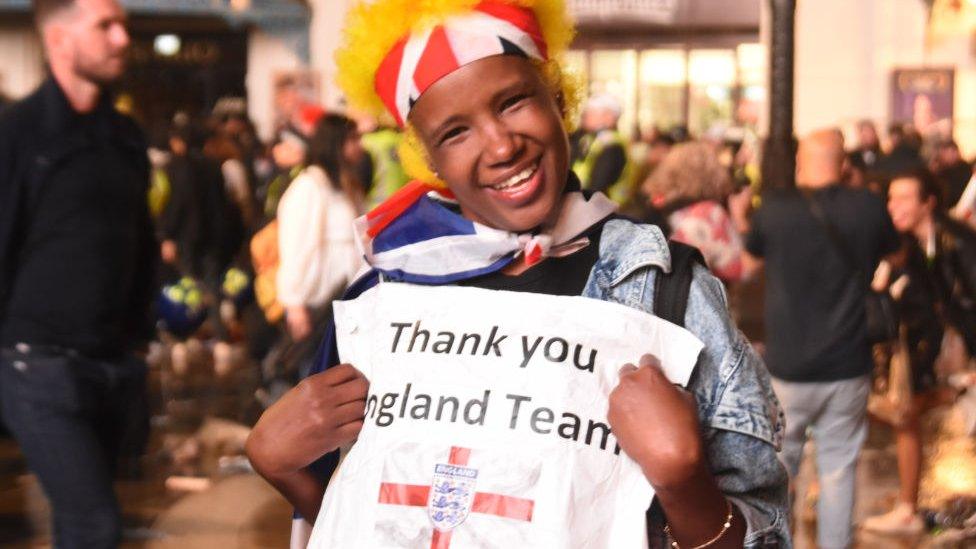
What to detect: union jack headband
<box><xmin>374</xmin><ymin>1</ymin><xmax>549</xmax><ymax>127</ymax></box>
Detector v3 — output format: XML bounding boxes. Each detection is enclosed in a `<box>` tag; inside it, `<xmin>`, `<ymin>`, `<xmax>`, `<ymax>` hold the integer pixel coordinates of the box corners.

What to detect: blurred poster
<box><xmin>891</xmin><ymin>68</ymin><xmax>954</xmax><ymax>139</ymax></box>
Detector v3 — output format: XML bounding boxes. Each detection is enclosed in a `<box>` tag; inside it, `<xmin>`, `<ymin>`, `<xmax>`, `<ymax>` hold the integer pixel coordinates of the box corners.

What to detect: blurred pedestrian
<box><xmin>205</xmin><ymin>122</ymin><xmax>257</xmax><ymax>239</ymax></box>
<box><xmin>876</xmin><ymin>124</ymin><xmax>925</xmax><ymax>181</ymax></box>
<box><xmin>643</xmin><ymin>141</ymin><xmax>745</xmax><ymax>283</ymax></box>
<box><xmin>743</xmin><ymin>128</ymin><xmax>901</xmax><ymax>549</ymax></box>
<box><xmin>862</xmin><ymin>171</ymin><xmax>955</xmax><ymax>534</ymax></box>
<box><xmin>0</xmin><ymin>0</ymin><xmax>155</xmax><ymax>546</ymax></box>
<box><xmin>260</xmin><ymin>125</ymin><xmax>308</xmax><ymax>222</ymax></box>
<box><xmin>932</xmin><ymin>140</ymin><xmax>973</xmax><ymax>210</ymax></box>
<box><xmin>360</xmin><ymin>122</ymin><xmax>409</xmax><ymax>209</ymax></box>
<box><xmin>571</xmin><ymin>94</ymin><xmax>633</xmax><ymax>202</ymax></box>
<box><xmin>619</xmin><ymin>130</ymin><xmax>673</xmax><ymax>221</ymax></box>
<box><xmin>886</xmin><ymin>170</ymin><xmax>976</xmax><ymax>360</ymax></box>
<box><xmin>276</xmin><ymin>114</ymin><xmax>365</xmax><ymax>370</ymax></box>
<box><xmin>159</xmin><ymin>121</ymin><xmax>234</xmax><ymax>282</ymax></box>
<box><xmin>850</xmin><ymin>119</ymin><xmax>883</xmax><ymax>172</ymax></box>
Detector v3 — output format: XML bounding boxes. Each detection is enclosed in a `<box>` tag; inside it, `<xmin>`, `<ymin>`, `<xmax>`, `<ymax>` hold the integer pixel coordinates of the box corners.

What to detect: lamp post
<box><xmin>762</xmin><ymin>0</ymin><xmax>796</xmax><ymax>188</ymax></box>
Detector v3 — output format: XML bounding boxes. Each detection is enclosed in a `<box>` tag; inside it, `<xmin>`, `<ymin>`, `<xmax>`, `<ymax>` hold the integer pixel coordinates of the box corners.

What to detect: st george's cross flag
<box><xmin>374</xmin><ymin>443</ymin><xmax>540</xmax><ymax>547</ymax></box>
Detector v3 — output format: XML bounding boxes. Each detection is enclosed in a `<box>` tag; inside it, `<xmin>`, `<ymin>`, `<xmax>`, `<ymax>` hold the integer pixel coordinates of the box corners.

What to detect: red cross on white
<box><xmin>377</xmin><ymin>446</ymin><xmax>535</xmax><ymax>549</ymax></box>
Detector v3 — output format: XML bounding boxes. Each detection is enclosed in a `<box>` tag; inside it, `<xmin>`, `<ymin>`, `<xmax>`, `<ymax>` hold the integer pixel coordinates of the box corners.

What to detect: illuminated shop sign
<box><xmin>129</xmin><ymin>37</ymin><xmax>223</xmax><ymax>65</ymax></box>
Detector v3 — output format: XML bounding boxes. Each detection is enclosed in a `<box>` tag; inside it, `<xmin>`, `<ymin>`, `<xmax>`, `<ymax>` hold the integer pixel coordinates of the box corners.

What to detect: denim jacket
<box><xmin>586</xmin><ymin>219</ymin><xmax>790</xmax><ymax>549</ymax></box>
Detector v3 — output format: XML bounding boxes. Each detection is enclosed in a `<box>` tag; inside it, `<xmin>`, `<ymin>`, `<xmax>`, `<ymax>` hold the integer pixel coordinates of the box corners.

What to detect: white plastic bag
<box><xmin>308</xmin><ymin>283</ymin><xmax>703</xmax><ymax>549</ymax></box>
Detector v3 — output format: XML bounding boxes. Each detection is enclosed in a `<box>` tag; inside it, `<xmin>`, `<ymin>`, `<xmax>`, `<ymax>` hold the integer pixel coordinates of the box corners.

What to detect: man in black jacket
<box><xmin>0</xmin><ymin>0</ymin><xmax>155</xmax><ymax>546</ymax></box>
<box><xmin>888</xmin><ymin>169</ymin><xmax>976</xmax><ymax>354</ymax></box>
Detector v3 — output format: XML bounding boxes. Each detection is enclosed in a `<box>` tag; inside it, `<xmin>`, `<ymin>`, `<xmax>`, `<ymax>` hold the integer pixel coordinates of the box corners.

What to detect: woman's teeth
<box><xmin>491</xmin><ymin>166</ymin><xmax>537</xmax><ymax>190</ymax></box>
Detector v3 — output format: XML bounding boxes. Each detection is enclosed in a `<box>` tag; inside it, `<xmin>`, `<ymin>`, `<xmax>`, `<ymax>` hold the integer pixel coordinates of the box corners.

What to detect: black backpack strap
<box><xmin>653</xmin><ymin>241</ymin><xmax>705</xmax><ymax>327</ymax></box>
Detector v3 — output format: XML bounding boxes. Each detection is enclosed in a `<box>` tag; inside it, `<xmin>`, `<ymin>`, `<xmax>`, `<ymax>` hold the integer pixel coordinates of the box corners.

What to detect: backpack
<box><xmin>652</xmin><ymin>241</ymin><xmax>705</xmax><ymax>328</ymax></box>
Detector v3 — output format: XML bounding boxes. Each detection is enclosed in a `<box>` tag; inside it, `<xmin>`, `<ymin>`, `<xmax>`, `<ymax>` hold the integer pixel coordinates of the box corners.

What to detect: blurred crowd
<box><xmin>147</xmin><ymin>93</ymin><xmax>976</xmax><ymax>432</ymax></box>
<box><xmin>142</xmin><ymin>92</ymin><xmax>412</xmax><ymax>410</ymax></box>
<box><xmin>7</xmin><ymin>2</ymin><xmax>976</xmax><ymax>547</ymax></box>
<box><xmin>6</xmin><ymin>21</ymin><xmax>976</xmax><ymax>546</ymax></box>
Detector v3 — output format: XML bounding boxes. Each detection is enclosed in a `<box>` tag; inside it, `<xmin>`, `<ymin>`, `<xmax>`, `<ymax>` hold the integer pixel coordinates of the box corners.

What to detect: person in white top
<box><xmin>276</xmin><ymin>114</ymin><xmax>366</xmax><ymax>342</ymax></box>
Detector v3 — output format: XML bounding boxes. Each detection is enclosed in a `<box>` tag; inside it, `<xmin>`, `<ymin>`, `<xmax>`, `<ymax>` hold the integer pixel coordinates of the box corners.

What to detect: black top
<box><xmin>892</xmin><ymin>237</ymin><xmax>942</xmax><ymax>393</ymax></box>
<box><xmin>588</xmin><ymin>144</ymin><xmax>626</xmax><ymax>195</ymax></box>
<box><xmin>937</xmin><ymin>160</ymin><xmax>974</xmax><ymax>209</ymax></box>
<box><xmin>0</xmin><ymin>78</ymin><xmax>156</xmax><ymax>359</ymax></box>
<box><xmin>159</xmin><ymin>151</ymin><xmax>239</xmax><ymax>281</ymax></box>
<box><xmin>745</xmin><ymin>185</ymin><xmax>900</xmax><ymax>382</ymax></box>
<box><xmin>458</xmin><ymin>218</ymin><xmax>606</xmax><ymax>296</ymax></box>
<box><xmin>568</xmin><ymin>129</ymin><xmax>626</xmax><ymax>195</ymax></box>
<box><xmin>929</xmin><ymin>217</ymin><xmax>976</xmax><ymax>355</ymax></box>
<box><xmin>874</xmin><ymin>144</ymin><xmax>925</xmax><ymax>180</ymax></box>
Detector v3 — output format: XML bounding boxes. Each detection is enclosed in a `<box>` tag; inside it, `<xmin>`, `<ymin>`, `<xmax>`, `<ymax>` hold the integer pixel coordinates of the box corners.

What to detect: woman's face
<box><xmin>408</xmin><ymin>55</ymin><xmax>569</xmax><ymax>232</ymax></box>
<box><xmin>343</xmin><ymin>131</ymin><xmax>365</xmax><ymax>167</ymax></box>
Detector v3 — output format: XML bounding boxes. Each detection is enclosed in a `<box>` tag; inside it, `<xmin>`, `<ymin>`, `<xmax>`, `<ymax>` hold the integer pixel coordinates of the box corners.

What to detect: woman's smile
<box><xmin>482</xmin><ymin>160</ymin><xmax>544</xmax><ymax>206</ymax></box>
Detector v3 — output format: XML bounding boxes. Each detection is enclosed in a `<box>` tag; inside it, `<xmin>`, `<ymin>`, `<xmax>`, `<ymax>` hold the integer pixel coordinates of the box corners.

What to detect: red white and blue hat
<box><xmin>375</xmin><ymin>1</ymin><xmax>549</xmax><ymax>127</ymax></box>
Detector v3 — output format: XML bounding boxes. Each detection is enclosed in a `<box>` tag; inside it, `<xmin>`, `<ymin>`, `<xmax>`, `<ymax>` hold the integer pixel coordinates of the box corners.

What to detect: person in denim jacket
<box><xmin>246</xmin><ymin>1</ymin><xmax>789</xmax><ymax>547</ymax></box>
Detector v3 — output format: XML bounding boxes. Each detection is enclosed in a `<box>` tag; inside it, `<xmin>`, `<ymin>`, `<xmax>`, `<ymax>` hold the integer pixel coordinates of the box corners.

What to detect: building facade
<box><xmin>792</xmin><ymin>0</ymin><xmax>976</xmax><ymax>156</ymax></box>
<box><xmin>3</xmin><ymin>0</ymin><xmax>973</xmax><ymax>155</ymax></box>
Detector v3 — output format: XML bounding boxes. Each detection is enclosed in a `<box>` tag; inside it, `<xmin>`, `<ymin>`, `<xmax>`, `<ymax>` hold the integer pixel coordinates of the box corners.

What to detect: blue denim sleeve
<box><xmin>670</xmin><ymin>264</ymin><xmax>791</xmax><ymax>548</ymax></box>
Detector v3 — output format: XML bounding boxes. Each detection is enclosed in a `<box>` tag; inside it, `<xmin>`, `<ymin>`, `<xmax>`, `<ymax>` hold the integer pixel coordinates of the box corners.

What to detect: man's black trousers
<box><xmin>0</xmin><ymin>346</ymin><xmax>147</xmax><ymax>549</ymax></box>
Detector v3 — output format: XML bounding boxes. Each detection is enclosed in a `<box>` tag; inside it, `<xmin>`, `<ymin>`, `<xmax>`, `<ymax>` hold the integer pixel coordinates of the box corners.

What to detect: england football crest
<box><xmin>427</xmin><ymin>462</ymin><xmax>478</xmax><ymax>531</ymax></box>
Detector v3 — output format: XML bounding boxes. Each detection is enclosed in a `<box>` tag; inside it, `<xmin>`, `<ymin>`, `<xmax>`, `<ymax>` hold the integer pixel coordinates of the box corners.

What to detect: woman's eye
<box><xmin>500</xmin><ymin>94</ymin><xmax>529</xmax><ymax>112</ymax></box>
<box><xmin>439</xmin><ymin>127</ymin><xmax>466</xmax><ymax>146</ymax></box>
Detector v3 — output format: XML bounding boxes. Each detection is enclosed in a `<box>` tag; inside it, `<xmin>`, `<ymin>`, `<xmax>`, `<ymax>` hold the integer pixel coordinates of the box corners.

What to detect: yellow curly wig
<box><xmin>335</xmin><ymin>0</ymin><xmax>581</xmax><ymax>186</ymax></box>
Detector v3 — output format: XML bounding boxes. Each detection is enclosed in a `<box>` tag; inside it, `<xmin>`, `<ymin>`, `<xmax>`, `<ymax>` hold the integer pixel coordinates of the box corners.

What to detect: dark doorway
<box><xmin>117</xmin><ymin>17</ymin><xmax>248</xmax><ymax>132</ymax></box>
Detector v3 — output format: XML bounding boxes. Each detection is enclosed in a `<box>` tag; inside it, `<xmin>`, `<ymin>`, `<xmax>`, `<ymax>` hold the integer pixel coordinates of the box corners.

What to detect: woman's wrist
<box><xmin>651</xmin><ymin>460</ymin><xmax>745</xmax><ymax>549</ymax></box>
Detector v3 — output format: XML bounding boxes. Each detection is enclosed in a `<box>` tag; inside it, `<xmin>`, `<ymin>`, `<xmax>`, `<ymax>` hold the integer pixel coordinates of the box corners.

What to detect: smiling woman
<box><xmin>409</xmin><ymin>56</ymin><xmax>569</xmax><ymax>232</ymax></box>
<box><xmin>245</xmin><ymin>1</ymin><xmax>790</xmax><ymax>548</ymax></box>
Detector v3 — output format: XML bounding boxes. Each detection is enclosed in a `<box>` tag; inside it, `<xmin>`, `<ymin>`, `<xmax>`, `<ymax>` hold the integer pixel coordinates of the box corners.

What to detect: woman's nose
<box><xmin>482</xmin><ymin>121</ymin><xmax>522</xmax><ymax>166</ymax></box>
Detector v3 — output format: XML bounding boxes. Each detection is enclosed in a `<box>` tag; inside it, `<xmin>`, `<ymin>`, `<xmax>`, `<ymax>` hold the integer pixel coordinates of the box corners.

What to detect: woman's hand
<box><xmin>246</xmin><ymin>364</ymin><xmax>368</xmax><ymax>479</ymax></box>
<box><xmin>609</xmin><ymin>355</ymin><xmax>746</xmax><ymax>548</ymax></box>
<box><xmin>286</xmin><ymin>304</ymin><xmax>312</xmax><ymax>341</ymax></box>
<box><xmin>607</xmin><ymin>354</ymin><xmax>703</xmax><ymax>489</ymax></box>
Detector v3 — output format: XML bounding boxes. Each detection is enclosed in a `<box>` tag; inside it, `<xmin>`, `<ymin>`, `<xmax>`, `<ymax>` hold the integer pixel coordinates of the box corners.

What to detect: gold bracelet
<box><xmin>663</xmin><ymin>498</ymin><xmax>733</xmax><ymax>549</ymax></box>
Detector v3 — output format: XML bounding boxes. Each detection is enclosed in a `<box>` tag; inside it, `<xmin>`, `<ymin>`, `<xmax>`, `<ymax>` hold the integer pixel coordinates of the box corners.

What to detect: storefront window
<box><xmin>588</xmin><ymin>49</ymin><xmax>639</xmax><ymax>136</ymax></box>
<box><xmin>570</xmin><ymin>42</ymin><xmax>764</xmax><ymax>139</ymax></box>
<box><xmin>638</xmin><ymin>49</ymin><xmax>686</xmax><ymax>135</ymax></box>
<box><xmin>736</xmin><ymin>43</ymin><xmax>766</xmax><ymax>129</ymax></box>
<box><xmin>688</xmin><ymin>49</ymin><xmax>736</xmax><ymax>136</ymax></box>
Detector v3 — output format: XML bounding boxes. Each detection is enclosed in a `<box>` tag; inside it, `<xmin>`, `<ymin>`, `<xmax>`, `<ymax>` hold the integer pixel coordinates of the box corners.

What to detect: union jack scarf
<box><xmin>353</xmin><ymin>178</ymin><xmax>618</xmax><ymax>284</ymax></box>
